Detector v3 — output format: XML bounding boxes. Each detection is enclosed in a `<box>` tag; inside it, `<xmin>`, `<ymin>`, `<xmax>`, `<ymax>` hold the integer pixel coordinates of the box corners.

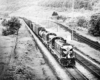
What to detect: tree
<box><xmin>2</xmin><ymin>17</ymin><xmax>21</xmax><ymax>36</ymax></box>
<box><xmin>88</xmin><ymin>13</ymin><xmax>100</xmax><ymax>36</ymax></box>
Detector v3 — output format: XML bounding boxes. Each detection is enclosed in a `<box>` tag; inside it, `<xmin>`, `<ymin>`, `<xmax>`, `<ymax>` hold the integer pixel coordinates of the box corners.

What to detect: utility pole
<box><xmin>71</xmin><ymin>0</ymin><xmax>75</xmax><ymax>40</ymax></box>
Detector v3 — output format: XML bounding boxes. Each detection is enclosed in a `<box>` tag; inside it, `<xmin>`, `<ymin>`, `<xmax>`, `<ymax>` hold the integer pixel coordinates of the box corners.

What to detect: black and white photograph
<box><xmin>0</xmin><ymin>0</ymin><xmax>100</xmax><ymax>80</ymax></box>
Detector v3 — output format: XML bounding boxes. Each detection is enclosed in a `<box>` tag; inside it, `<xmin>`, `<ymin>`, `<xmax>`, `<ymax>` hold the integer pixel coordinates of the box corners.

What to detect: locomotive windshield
<box><xmin>61</xmin><ymin>45</ymin><xmax>74</xmax><ymax>58</ymax></box>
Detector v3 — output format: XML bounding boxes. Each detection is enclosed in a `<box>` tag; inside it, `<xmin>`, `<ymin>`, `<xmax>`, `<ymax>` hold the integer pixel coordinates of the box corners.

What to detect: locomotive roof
<box><xmin>61</xmin><ymin>45</ymin><xmax>73</xmax><ymax>50</ymax></box>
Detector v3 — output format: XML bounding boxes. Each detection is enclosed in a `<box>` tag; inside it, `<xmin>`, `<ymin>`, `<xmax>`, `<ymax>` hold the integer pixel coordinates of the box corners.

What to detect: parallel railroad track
<box><xmin>54</xmin><ymin>22</ymin><xmax>100</xmax><ymax>51</ymax></box>
<box><xmin>65</xmin><ymin>67</ymin><xmax>89</xmax><ymax>80</ymax></box>
<box><xmin>74</xmin><ymin>49</ymin><xmax>100</xmax><ymax>79</ymax></box>
<box><xmin>53</xmin><ymin>21</ymin><xmax>100</xmax><ymax>80</ymax></box>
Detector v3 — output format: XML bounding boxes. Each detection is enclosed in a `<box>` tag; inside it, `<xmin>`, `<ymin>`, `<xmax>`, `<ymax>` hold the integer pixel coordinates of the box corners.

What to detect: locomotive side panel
<box><xmin>54</xmin><ymin>39</ymin><xmax>63</xmax><ymax>54</ymax></box>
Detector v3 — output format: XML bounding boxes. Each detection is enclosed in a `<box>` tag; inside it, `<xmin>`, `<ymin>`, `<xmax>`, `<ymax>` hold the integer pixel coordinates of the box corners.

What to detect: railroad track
<box><xmin>65</xmin><ymin>67</ymin><xmax>88</xmax><ymax>80</ymax></box>
<box><xmin>24</xmin><ymin>19</ymin><xmax>71</xmax><ymax>80</ymax></box>
<box><xmin>54</xmin><ymin>22</ymin><xmax>100</xmax><ymax>51</ymax></box>
<box><xmin>47</xmin><ymin>49</ymin><xmax>89</xmax><ymax>80</ymax></box>
<box><xmin>47</xmin><ymin>47</ymin><xmax>92</xmax><ymax>80</ymax></box>
<box><xmin>74</xmin><ymin>49</ymin><xmax>100</xmax><ymax>80</ymax></box>
<box><xmin>52</xmin><ymin>21</ymin><xmax>100</xmax><ymax>80</ymax></box>
<box><xmin>23</xmin><ymin>18</ymin><xmax>100</xmax><ymax>80</ymax></box>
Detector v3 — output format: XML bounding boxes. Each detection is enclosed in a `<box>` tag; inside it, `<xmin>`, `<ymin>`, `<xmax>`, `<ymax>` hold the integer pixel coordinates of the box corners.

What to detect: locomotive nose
<box><xmin>68</xmin><ymin>51</ymin><xmax>75</xmax><ymax>58</ymax></box>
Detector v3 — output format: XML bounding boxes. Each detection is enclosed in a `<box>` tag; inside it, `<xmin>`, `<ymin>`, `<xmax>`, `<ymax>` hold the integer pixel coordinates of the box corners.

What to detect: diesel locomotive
<box><xmin>23</xmin><ymin>18</ymin><xmax>75</xmax><ymax>67</ymax></box>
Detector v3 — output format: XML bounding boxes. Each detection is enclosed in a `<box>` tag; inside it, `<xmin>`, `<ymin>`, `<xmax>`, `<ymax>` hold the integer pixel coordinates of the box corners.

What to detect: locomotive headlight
<box><xmin>68</xmin><ymin>51</ymin><xmax>74</xmax><ymax>58</ymax></box>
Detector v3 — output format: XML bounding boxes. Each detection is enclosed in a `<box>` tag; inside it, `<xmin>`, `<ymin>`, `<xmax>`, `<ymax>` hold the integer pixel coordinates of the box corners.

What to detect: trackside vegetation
<box><xmin>2</xmin><ymin>17</ymin><xmax>21</xmax><ymax>36</ymax></box>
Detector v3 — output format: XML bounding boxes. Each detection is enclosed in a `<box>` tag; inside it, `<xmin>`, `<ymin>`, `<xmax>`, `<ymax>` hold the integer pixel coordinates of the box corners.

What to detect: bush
<box><xmin>77</xmin><ymin>17</ymin><xmax>88</xmax><ymax>28</ymax></box>
<box><xmin>2</xmin><ymin>29</ymin><xmax>16</xmax><ymax>36</ymax></box>
<box><xmin>8</xmin><ymin>17</ymin><xmax>21</xmax><ymax>30</ymax></box>
<box><xmin>52</xmin><ymin>11</ymin><xmax>58</xmax><ymax>16</ymax></box>
<box><xmin>88</xmin><ymin>13</ymin><xmax>100</xmax><ymax>36</ymax></box>
<box><xmin>2</xmin><ymin>17</ymin><xmax>21</xmax><ymax>36</ymax></box>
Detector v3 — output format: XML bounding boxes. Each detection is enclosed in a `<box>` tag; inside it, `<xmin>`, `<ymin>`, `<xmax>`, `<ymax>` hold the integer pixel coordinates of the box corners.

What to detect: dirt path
<box><xmin>0</xmin><ymin>19</ymin><xmax>57</xmax><ymax>80</ymax></box>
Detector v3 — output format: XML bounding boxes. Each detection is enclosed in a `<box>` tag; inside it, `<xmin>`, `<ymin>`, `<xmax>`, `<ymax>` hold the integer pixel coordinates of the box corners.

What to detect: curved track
<box><xmin>54</xmin><ymin>22</ymin><xmax>100</xmax><ymax>51</ymax></box>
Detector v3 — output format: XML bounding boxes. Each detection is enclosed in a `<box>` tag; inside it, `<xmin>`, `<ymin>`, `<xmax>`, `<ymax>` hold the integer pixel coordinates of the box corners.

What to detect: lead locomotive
<box><xmin>23</xmin><ymin>18</ymin><xmax>75</xmax><ymax>67</ymax></box>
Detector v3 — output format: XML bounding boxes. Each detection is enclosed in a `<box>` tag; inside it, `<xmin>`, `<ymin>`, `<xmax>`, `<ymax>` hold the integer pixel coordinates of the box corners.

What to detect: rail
<box><xmin>23</xmin><ymin>19</ymin><xmax>71</xmax><ymax>80</ymax></box>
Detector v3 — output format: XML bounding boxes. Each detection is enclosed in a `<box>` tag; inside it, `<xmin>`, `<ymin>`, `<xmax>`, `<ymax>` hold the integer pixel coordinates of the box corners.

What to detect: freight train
<box><xmin>23</xmin><ymin>18</ymin><xmax>75</xmax><ymax>67</ymax></box>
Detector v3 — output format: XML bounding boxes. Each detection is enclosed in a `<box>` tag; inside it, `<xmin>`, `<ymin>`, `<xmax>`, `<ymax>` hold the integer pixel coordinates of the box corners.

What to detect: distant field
<box><xmin>38</xmin><ymin>0</ymin><xmax>70</xmax><ymax>7</ymax></box>
<box><xmin>0</xmin><ymin>0</ymin><xmax>100</xmax><ymax>18</ymax></box>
